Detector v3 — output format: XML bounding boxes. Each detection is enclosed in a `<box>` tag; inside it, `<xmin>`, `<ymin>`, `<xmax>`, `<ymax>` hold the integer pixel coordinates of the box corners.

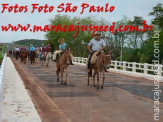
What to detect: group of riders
<box><xmin>9</xmin><ymin>31</ymin><xmax>110</xmax><ymax>88</ymax></box>
<box><xmin>10</xmin><ymin>31</ymin><xmax>108</xmax><ymax>69</ymax></box>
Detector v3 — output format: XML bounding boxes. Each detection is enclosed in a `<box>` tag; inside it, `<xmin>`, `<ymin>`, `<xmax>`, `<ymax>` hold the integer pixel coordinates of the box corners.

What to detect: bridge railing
<box><xmin>73</xmin><ymin>57</ymin><xmax>163</xmax><ymax>80</ymax></box>
<box><xmin>0</xmin><ymin>53</ymin><xmax>6</xmax><ymax>121</ymax></box>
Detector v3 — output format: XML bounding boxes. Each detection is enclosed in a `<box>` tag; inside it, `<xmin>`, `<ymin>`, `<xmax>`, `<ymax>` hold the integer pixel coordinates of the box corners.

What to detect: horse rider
<box><xmin>39</xmin><ymin>44</ymin><xmax>46</xmax><ymax>59</ymax></box>
<box><xmin>46</xmin><ymin>44</ymin><xmax>51</xmax><ymax>53</ymax></box>
<box><xmin>14</xmin><ymin>46</ymin><xmax>20</xmax><ymax>53</ymax></box>
<box><xmin>20</xmin><ymin>46</ymin><xmax>26</xmax><ymax>51</ymax></box>
<box><xmin>87</xmin><ymin>31</ymin><xmax>106</xmax><ymax>76</ymax></box>
<box><xmin>14</xmin><ymin>46</ymin><xmax>20</xmax><ymax>58</ymax></box>
<box><xmin>29</xmin><ymin>44</ymin><xmax>35</xmax><ymax>56</ymax></box>
<box><xmin>34</xmin><ymin>45</ymin><xmax>39</xmax><ymax>58</ymax></box>
<box><xmin>53</xmin><ymin>38</ymin><xmax>73</xmax><ymax>65</ymax></box>
<box><xmin>35</xmin><ymin>45</ymin><xmax>38</xmax><ymax>52</ymax></box>
<box><xmin>46</xmin><ymin>44</ymin><xmax>51</xmax><ymax>58</ymax></box>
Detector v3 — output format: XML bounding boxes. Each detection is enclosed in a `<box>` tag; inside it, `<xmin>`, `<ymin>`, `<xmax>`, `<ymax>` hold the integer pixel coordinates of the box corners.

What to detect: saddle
<box><xmin>91</xmin><ymin>52</ymin><xmax>99</xmax><ymax>64</ymax></box>
<box><xmin>87</xmin><ymin>51</ymin><xmax>103</xmax><ymax>68</ymax></box>
<box><xmin>56</xmin><ymin>51</ymin><xmax>64</xmax><ymax>61</ymax></box>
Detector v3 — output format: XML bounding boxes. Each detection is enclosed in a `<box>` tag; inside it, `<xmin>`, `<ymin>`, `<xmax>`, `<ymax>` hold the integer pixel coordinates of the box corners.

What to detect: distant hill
<box><xmin>14</xmin><ymin>39</ymin><xmax>45</xmax><ymax>47</ymax></box>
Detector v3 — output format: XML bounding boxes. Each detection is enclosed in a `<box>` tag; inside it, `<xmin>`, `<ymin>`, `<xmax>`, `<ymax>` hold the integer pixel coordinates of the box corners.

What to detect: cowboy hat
<box><xmin>94</xmin><ymin>31</ymin><xmax>101</xmax><ymax>36</ymax></box>
<box><xmin>58</xmin><ymin>38</ymin><xmax>65</xmax><ymax>43</ymax></box>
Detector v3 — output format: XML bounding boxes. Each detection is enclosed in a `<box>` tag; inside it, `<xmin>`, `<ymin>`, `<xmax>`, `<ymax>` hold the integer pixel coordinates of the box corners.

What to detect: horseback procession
<box><xmin>9</xmin><ymin>31</ymin><xmax>112</xmax><ymax>89</ymax></box>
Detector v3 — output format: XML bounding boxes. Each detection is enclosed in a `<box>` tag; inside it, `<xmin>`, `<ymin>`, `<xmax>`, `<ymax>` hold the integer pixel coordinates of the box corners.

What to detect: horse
<box><xmin>20</xmin><ymin>50</ymin><xmax>28</xmax><ymax>64</ymax></box>
<box><xmin>20</xmin><ymin>50</ymin><xmax>23</xmax><ymax>61</ymax></box>
<box><xmin>40</xmin><ymin>52</ymin><xmax>46</xmax><ymax>66</ymax></box>
<box><xmin>87</xmin><ymin>50</ymin><xmax>111</xmax><ymax>89</ymax></box>
<box><xmin>15</xmin><ymin>51</ymin><xmax>20</xmax><ymax>60</ymax></box>
<box><xmin>30</xmin><ymin>51</ymin><xmax>36</xmax><ymax>64</ymax></box>
<box><xmin>27</xmin><ymin>50</ymin><xmax>30</xmax><ymax>61</ymax></box>
<box><xmin>8</xmin><ymin>49</ymin><xmax>13</xmax><ymax>56</ymax></box>
<box><xmin>56</xmin><ymin>48</ymin><xmax>72</xmax><ymax>85</ymax></box>
<box><xmin>46</xmin><ymin>52</ymin><xmax>51</xmax><ymax>67</ymax></box>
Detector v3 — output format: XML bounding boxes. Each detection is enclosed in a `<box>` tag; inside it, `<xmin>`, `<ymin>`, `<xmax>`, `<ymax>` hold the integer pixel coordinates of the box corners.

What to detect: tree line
<box><xmin>14</xmin><ymin>39</ymin><xmax>44</xmax><ymax>47</ymax></box>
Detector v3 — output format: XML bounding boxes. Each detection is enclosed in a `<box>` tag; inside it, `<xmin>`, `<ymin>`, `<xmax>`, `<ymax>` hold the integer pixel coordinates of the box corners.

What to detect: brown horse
<box><xmin>30</xmin><ymin>51</ymin><xmax>36</xmax><ymax>64</ymax></box>
<box><xmin>88</xmin><ymin>50</ymin><xmax>111</xmax><ymax>89</ymax></box>
<box><xmin>20</xmin><ymin>50</ymin><xmax>28</xmax><ymax>64</ymax></box>
<box><xmin>56</xmin><ymin>48</ymin><xmax>72</xmax><ymax>85</ymax></box>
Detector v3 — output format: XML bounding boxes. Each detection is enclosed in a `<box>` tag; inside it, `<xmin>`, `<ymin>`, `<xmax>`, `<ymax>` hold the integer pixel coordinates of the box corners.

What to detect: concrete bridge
<box><xmin>0</xmin><ymin>54</ymin><xmax>163</xmax><ymax>122</ymax></box>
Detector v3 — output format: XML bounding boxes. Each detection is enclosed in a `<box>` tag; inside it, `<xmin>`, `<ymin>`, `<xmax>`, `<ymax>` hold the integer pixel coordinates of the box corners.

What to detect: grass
<box><xmin>0</xmin><ymin>45</ymin><xmax>6</xmax><ymax>65</ymax></box>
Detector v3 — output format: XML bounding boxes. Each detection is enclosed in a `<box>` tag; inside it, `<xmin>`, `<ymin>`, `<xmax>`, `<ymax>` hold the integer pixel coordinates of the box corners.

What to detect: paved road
<box><xmin>12</xmin><ymin>57</ymin><xmax>163</xmax><ymax>122</ymax></box>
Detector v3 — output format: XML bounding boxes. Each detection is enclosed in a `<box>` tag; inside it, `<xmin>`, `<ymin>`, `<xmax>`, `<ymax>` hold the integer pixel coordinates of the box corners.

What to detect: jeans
<box><xmin>88</xmin><ymin>51</ymin><xmax>96</xmax><ymax>69</ymax></box>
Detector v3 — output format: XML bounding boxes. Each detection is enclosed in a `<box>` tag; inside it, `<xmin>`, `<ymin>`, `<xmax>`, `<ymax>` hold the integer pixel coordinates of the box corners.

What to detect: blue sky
<box><xmin>0</xmin><ymin>0</ymin><xmax>162</xmax><ymax>42</ymax></box>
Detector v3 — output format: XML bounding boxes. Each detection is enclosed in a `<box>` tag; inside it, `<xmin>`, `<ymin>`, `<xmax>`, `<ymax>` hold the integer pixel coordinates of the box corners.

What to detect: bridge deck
<box><xmin>2</xmin><ymin>57</ymin><xmax>41</xmax><ymax>122</ymax></box>
<box><xmin>12</xmin><ymin>57</ymin><xmax>163</xmax><ymax>122</ymax></box>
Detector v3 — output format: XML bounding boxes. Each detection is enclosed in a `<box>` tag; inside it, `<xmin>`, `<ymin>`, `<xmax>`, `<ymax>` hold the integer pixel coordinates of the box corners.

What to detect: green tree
<box><xmin>45</xmin><ymin>14</ymin><xmax>94</xmax><ymax>56</ymax></box>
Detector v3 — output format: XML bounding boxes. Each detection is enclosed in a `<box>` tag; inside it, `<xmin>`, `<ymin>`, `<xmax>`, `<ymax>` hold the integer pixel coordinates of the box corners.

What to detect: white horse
<box><xmin>46</xmin><ymin>52</ymin><xmax>52</xmax><ymax>67</ymax></box>
<box><xmin>40</xmin><ymin>52</ymin><xmax>46</xmax><ymax>66</ymax></box>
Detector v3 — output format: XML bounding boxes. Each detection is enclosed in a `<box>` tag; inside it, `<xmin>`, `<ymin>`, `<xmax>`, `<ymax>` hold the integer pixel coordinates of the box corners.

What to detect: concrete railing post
<box><xmin>144</xmin><ymin>63</ymin><xmax>148</xmax><ymax>74</ymax></box>
<box><xmin>82</xmin><ymin>58</ymin><xmax>84</xmax><ymax>64</ymax></box>
<box><xmin>132</xmin><ymin>62</ymin><xmax>136</xmax><ymax>72</ymax></box>
<box><xmin>114</xmin><ymin>61</ymin><xmax>117</xmax><ymax>69</ymax></box>
<box><xmin>158</xmin><ymin>64</ymin><xmax>162</xmax><ymax>76</ymax></box>
<box><xmin>123</xmin><ymin>61</ymin><xmax>126</xmax><ymax>71</ymax></box>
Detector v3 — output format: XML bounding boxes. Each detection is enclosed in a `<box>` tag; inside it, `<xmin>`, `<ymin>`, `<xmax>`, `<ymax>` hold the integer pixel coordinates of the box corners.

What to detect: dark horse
<box><xmin>30</xmin><ymin>51</ymin><xmax>36</xmax><ymax>64</ymax></box>
<box><xmin>8</xmin><ymin>49</ymin><xmax>13</xmax><ymax>56</ymax></box>
<box><xmin>15</xmin><ymin>51</ymin><xmax>20</xmax><ymax>60</ymax></box>
<box><xmin>20</xmin><ymin>50</ymin><xmax>28</xmax><ymax>64</ymax></box>
<box><xmin>88</xmin><ymin>50</ymin><xmax>111</xmax><ymax>89</ymax></box>
<box><xmin>56</xmin><ymin>48</ymin><xmax>72</xmax><ymax>85</ymax></box>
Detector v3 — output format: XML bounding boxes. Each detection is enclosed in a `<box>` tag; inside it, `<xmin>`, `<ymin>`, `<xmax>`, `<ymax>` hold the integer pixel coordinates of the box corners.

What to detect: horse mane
<box><xmin>57</xmin><ymin>49</ymin><xmax>71</xmax><ymax>65</ymax></box>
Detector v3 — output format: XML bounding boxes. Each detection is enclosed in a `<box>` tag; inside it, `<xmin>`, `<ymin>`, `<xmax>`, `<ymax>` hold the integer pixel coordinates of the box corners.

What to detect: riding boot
<box><xmin>105</xmin><ymin>67</ymin><xmax>109</xmax><ymax>72</ymax></box>
<box><xmin>70</xmin><ymin>61</ymin><xmax>74</xmax><ymax>65</ymax></box>
<box><xmin>105</xmin><ymin>68</ymin><xmax>108</xmax><ymax>72</ymax></box>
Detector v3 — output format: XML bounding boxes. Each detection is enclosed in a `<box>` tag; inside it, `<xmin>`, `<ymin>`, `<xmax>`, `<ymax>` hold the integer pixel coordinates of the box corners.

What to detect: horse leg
<box><xmin>24</xmin><ymin>58</ymin><xmax>26</xmax><ymax>64</ymax></box>
<box><xmin>93</xmin><ymin>71</ymin><xmax>96</xmax><ymax>87</ymax></box>
<box><xmin>97</xmin><ymin>72</ymin><xmax>99</xmax><ymax>89</ymax></box>
<box><xmin>42</xmin><ymin>60</ymin><xmax>44</xmax><ymax>66</ymax></box>
<box><xmin>31</xmin><ymin>59</ymin><xmax>32</xmax><ymax>64</ymax></box>
<box><xmin>64</xmin><ymin>67</ymin><xmax>68</xmax><ymax>85</ymax></box>
<box><xmin>46</xmin><ymin>58</ymin><xmax>49</xmax><ymax>67</ymax></box>
<box><xmin>56</xmin><ymin>68</ymin><xmax>60</xmax><ymax>82</ymax></box>
<box><xmin>61</xmin><ymin>69</ymin><xmax>64</xmax><ymax>85</ymax></box>
<box><xmin>87</xmin><ymin>69</ymin><xmax>90</xmax><ymax>85</ymax></box>
<box><xmin>101</xmin><ymin>70</ymin><xmax>105</xmax><ymax>89</ymax></box>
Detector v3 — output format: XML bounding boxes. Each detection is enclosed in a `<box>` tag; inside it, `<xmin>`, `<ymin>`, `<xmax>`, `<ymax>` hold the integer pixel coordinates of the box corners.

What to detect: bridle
<box><xmin>98</xmin><ymin>53</ymin><xmax>110</xmax><ymax>68</ymax></box>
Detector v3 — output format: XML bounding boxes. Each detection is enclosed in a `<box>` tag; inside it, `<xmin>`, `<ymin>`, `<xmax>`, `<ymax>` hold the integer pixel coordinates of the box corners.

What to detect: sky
<box><xmin>0</xmin><ymin>0</ymin><xmax>162</xmax><ymax>43</ymax></box>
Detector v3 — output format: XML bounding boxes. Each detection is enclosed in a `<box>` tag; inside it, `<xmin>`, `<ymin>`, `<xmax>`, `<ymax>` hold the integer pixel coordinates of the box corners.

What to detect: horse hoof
<box><xmin>87</xmin><ymin>83</ymin><xmax>89</xmax><ymax>86</ymax></box>
<box><xmin>94</xmin><ymin>85</ymin><xmax>96</xmax><ymax>87</ymax></box>
<box><xmin>97</xmin><ymin>86</ymin><xmax>99</xmax><ymax>89</ymax></box>
<box><xmin>101</xmin><ymin>86</ymin><xmax>103</xmax><ymax>89</ymax></box>
<box><xmin>64</xmin><ymin>82</ymin><xmax>67</xmax><ymax>85</ymax></box>
<box><xmin>61</xmin><ymin>82</ymin><xmax>63</xmax><ymax>85</ymax></box>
